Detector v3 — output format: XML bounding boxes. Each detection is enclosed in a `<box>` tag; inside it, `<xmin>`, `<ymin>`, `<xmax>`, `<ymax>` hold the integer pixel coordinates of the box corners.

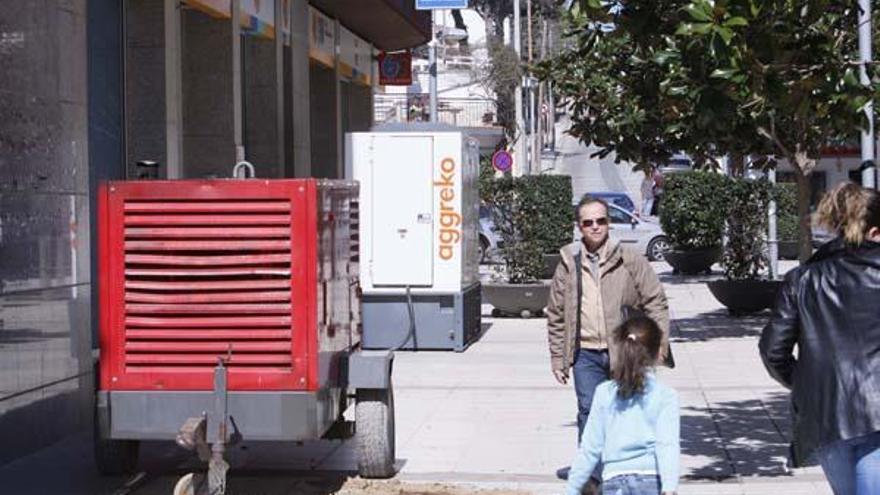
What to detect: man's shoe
<box><xmin>556</xmin><ymin>466</ymin><xmax>570</xmax><ymax>480</ymax></box>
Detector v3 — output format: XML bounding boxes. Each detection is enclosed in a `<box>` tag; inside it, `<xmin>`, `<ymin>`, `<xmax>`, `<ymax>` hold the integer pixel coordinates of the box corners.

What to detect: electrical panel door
<box><xmin>370</xmin><ymin>136</ymin><xmax>433</xmax><ymax>286</ymax></box>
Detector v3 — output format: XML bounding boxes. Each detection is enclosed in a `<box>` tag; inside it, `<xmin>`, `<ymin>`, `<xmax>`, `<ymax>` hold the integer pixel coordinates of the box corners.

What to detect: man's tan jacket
<box><xmin>546</xmin><ymin>240</ymin><xmax>670</xmax><ymax>373</ymax></box>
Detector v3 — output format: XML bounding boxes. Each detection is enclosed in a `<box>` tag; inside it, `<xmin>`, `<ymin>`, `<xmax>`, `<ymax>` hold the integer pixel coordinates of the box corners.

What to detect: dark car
<box><xmin>582</xmin><ymin>192</ymin><xmax>636</xmax><ymax>213</ymax></box>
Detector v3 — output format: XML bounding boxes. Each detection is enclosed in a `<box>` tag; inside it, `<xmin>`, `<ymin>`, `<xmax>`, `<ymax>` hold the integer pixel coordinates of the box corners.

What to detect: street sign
<box><xmin>415</xmin><ymin>0</ymin><xmax>468</xmax><ymax>10</ymax></box>
<box><xmin>492</xmin><ymin>150</ymin><xmax>513</xmax><ymax>173</ymax></box>
<box><xmin>378</xmin><ymin>51</ymin><xmax>413</xmax><ymax>86</ymax></box>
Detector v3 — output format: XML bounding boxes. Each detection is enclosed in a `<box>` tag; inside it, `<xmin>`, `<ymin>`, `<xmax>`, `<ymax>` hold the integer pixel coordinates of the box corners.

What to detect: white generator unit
<box><xmin>347</xmin><ymin>126</ymin><xmax>482</xmax><ymax>351</ymax></box>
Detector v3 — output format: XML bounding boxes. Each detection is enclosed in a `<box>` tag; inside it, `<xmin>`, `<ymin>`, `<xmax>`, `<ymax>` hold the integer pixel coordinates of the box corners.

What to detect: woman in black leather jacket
<box><xmin>760</xmin><ymin>183</ymin><xmax>880</xmax><ymax>495</ymax></box>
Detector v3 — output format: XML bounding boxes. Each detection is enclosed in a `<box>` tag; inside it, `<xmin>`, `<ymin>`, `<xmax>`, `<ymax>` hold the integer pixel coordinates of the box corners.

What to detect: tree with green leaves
<box><xmin>541</xmin><ymin>0</ymin><xmax>877</xmax><ymax>261</ymax></box>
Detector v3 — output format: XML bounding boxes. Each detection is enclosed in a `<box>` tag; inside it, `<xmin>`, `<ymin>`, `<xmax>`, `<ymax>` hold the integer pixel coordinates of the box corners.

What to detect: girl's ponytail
<box><xmin>611</xmin><ymin>317</ymin><xmax>662</xmax><ymax>399</ymax></box>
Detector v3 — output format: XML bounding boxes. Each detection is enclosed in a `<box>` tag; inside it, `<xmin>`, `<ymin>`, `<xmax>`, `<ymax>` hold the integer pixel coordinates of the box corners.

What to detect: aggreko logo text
<box><xmin>435</xmin><ymin>157</ymin><xmax>460</xmax><ymax>260</ymax></box>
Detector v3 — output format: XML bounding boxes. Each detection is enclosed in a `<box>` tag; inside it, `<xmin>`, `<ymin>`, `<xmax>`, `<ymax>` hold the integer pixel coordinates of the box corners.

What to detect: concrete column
<box><xmin>124</xmin><ymin>0</ymin><xmax>168</xmax><ymax>178</ymax></box>
<box><xmin>289</xmin><ymin>0</ymin><xmax>311</xmax><ymax>177</ymax></box>
<box><xmin>164</xmin><ymin>0</ymin><xmax>183</xmax><ymax>178</ymax></box>
<box><xmin>232</xmin><ymin>0</ymin><xmax>244</xmax><ymax>163</ymax></box>
<box><xmin>274</xmin><ymin>0</ymin><xmax>285</xmax><ymax>175</ymax></box>
<box><xmin>334</xmin><ymin>19</ymin><xmax>344</xmax><ymax>179</ymax></box>
<box><xmin>181</xmin><ymin>7</ymin><xmax>235</xmax><ymax>178</ymax></box>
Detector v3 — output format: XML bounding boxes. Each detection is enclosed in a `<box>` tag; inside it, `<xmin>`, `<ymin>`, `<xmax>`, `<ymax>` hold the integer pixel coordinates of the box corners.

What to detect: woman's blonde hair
<box><xmin>814</xmin><ymin>183</ymin><xmax>877</xmax><ymax>245</ymax></box>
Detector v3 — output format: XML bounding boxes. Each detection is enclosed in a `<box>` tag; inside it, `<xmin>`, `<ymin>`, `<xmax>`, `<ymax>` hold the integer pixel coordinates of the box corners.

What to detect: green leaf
<box><xmin>843</xmin><ymin>68</ymin><xmax>859</xmax><ymax>87</ymax></box>
<box><xmin>715</xmin><ymin>26</ymin><xmax>734</xmax><ymax>44</ymax></box>
<box><xmin>675</xmin><ymin>22</ymin><xmax>713</xmax><ymax>36</ymax></box>
<box><xmin>653</xmin><ymin>50</ymin><xmax>679</xmax><ymax>65</ymax></box>
<box><xmin>693</xmin><ymin>22</ymin><xmax>714</xmax><ymax>35</ymax></box>
<box><xmin>750</xmin><ymin>0</ymin><xmax>761</xmax><ymax>17</ymax></box>
<box><xmin>724</xmin><ymin>16</ymin><xmax>749</xmax><ymax>28</ymax></box>
<box><xmin>710</xmin><ymin>68</ymin><xmax>738</xmax><ymax>79</ymax></box>
<box><xmin>684</xmin><ymin>4</ymin><xmax>712</xmax><ymax>22</ymax></box>
<box><xmin>668</xmin><ymin>85</ymin><xmax>688</xmax><ymax>96</ymax></box>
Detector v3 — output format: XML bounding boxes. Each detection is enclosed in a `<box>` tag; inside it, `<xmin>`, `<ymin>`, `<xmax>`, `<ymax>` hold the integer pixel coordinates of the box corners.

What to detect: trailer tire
<box><xmin>355</xmin><ymin>388</ymin><xmax>395</xmax><ymax>478</ymax></box>
<box><xmin>93</xmin><ymin>400</ymin><xmax>139</xmax><ymax>475</ymax></box>
<box><xmin>94</xmin><ymin>435</ymin><xmax>139</xmax><ymax>475</ymax></box>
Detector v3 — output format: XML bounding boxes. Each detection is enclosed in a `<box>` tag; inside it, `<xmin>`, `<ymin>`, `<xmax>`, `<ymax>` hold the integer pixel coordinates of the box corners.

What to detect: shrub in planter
<box><xmin>660</xmin><ymin>171</ymin><xmax>732</xmax><ymax>250</ymax></box>
<box><xmin>482</xmin><ymin>174</ymin><xmax>573</xmax><ymax>283</ymax></box>
<box><xmin>660</xmin><ymin>171</ymin><xmax>731</xmax><ymax>273</ymax></box>
<box><xmin>722</xmin><ymin>178</ymin><xmax>773</xmax><ymax>280</ymax></box>
<box><xmin>708</xmin><ymin>177</ymin><xmax>782</xmax><ymax>314</ymax></box>
<box><xmin>518</xmin><ymin>175</ymin><xmax>574</xmax><ymax>255</ymax></box>
<box><xmin>774</xmin><ymin>183</ymin><xmax>799</xmax><ymax>259</ymax></box>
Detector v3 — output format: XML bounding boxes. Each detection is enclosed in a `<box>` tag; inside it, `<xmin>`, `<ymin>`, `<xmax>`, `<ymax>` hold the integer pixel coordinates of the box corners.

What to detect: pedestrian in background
<box><xmin>760</xmin><ymin>182</ymin><xmax>880</xmax><ymax>495</ymax></box>
<box><xmin>565</xmin><ymin>316</ymin><xmax>679</xmax><ymax>495</ymax></box>
<box><xmin>650</xmin><ymin>169</ymin><xmax>665</xmax><ymax>216</ymax></box>
<box><xmin>547</xmin><ymin>195</ymin><xmax>671</xmax><ymax>493</ymax></box>
<box><xmin>640</xmin><ymin>170</ymin><xmax>655</xmax><ymax>217</ymax></box>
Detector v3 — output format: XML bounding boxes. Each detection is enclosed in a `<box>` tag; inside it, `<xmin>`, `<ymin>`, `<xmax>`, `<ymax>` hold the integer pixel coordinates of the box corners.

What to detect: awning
<box><xmin>309</xmin><ymin>0</ymin><xmax>430</xmax><ymax>51</ymax></box>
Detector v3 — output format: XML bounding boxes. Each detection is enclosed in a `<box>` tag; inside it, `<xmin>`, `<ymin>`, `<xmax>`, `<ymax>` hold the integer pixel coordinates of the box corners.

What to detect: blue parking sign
<box><xmin>416</xmin><ymin>0</ymin><xmax>468</xmax><ymax>9</ymax></box>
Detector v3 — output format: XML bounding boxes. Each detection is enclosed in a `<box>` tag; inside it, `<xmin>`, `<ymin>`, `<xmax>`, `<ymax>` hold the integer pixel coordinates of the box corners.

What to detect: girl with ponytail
<box><xmin>565</xmin><ymin>317</ymin><xmax>680</xmax><ymax>495</ymax></box>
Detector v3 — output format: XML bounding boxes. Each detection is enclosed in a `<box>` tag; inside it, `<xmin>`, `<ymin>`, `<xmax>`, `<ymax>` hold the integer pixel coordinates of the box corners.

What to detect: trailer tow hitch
<box><xmin>173</xmin><ymin>358</ymin><xmax>241</xmax><ymax>495</ymax></box>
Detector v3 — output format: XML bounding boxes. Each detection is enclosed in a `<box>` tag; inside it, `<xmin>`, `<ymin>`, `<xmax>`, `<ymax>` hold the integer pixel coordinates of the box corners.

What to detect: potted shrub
<box><xmin>481</xmin><ymin>175</ymin><xmax>570</xmax><ymax>317</ymax></box>
<box><xmin>774</xmin><ymin>183</ymin><xmax>800</xmax><ymax>260</ymax></box>
<box><xmin>519</xmin><ymin>175</ymin><xmax>574</xmax><ymax>278</ymax></box>
<box><xmin>659</xmin><ymin>171</ymin><xmax>731</xmax><ymax>274</ymax></box>
<box><xmin>707</xmin><ymin>178</ymin><xmax>784</xmax><ymax>315</ymax></box>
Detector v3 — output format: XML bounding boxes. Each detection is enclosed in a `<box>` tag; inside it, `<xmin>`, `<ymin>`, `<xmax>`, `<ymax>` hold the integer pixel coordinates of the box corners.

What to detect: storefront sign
<box><xmin>339</xmin><ymin>27</ymin><xmax>372</xmax><ymax>86</ymax></box>
<box><xmin>184</xmin><ymin>0</ymin><xmax>277</xmax><ymax>41</ymax></box>
<box><xmin>280</xmin><ymin>0</ymin><xmax>291</xmax><ymax>45</ymax></box>
<box><xmin>184</xmin><ymin>0</ymin><xmax>231</xmax><ymax>18</ymax></box>
<box><xmin>377</xmin><ymin>51</ymin><xmax>412</xmax><ymax>86</ymax></box>
<box><xmin>241</xmin><ymin>0</ymin><xmax>275</xmax><ymax>39</ymax></box>
<box><xmin>309</xmin><ymin>6</ymin><xmax>335</xmax><ymax>68</ymax></box>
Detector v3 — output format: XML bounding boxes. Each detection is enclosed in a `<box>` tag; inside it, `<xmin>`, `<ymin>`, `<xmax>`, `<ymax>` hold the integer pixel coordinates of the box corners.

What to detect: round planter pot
<box><xmin>542</xmin><ymin>253</ymin><xmax>561</xmax><ymax>280</ymax></box>
<box><xmin>778</xmin><ymin>241</ymin><xmax>799</xmax><ymax>260</ymax></box>
<box><xmin>482</xmin><ymin>281</ymin><xmax>551</xmax><ymax>318</ymax></box>
<box><xmin>664</xmin><ymin>246</ymin><xmax>722</xmax><ymax>275</ymax></box>
<box><xmin>707</xmin><ymin>279</ymin><xmax>784</xmax><ymax>315</ymax></box>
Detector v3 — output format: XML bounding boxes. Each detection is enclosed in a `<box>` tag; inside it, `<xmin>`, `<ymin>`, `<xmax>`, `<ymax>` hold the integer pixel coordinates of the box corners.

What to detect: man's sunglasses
<box><xmin>580</xmin><ymin>217</ymin><xmax>609</xmax><ymax>228</ymax></box>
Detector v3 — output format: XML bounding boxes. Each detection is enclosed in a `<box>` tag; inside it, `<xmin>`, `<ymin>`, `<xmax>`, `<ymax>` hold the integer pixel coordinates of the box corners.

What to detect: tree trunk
<box><xmin>728</xmin><ymin>154</ymin><xmax>745</xmax><ymax>177</ymax></box>
<box><xmin>794</xmin><ymin>169</ymin><xmax>813</xmax><ymax>263</ymax></box>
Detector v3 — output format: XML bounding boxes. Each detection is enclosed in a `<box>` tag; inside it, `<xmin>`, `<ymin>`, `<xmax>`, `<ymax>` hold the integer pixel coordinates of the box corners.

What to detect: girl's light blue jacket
<box><xmin>566</xmin><ymin>374</ymin><xmax>680</xmax><ymax>495</ymax></box>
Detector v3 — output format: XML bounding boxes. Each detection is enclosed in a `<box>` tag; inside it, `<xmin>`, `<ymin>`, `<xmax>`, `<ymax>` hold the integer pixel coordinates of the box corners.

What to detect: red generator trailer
<box><xmin>94</xmin><ymin>178</ymin><xmax>395</xmax><ymax>485</ymax></box>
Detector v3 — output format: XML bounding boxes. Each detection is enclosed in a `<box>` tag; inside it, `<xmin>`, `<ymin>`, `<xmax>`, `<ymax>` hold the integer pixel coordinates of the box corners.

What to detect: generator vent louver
<box><xmin>121</xmin><ymin>200</ymin><xmax>294</xmax><ymax>371</ymax></box>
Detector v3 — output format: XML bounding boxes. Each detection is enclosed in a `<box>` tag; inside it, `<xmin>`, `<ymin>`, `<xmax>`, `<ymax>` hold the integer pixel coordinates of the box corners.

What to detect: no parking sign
<box><xmin>378</xmin><ymin>51</ymin><xmax>412</xmax><ymax>86</ymax></box>
<box><xmin>492</xmin><ymin>150</ymin><xmax>513</xmax><ymax>173</ymax></box>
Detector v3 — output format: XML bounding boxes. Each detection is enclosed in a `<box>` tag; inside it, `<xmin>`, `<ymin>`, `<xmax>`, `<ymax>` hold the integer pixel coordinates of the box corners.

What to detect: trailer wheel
<box><xmin>93</xmin><ymin>434</ymin><xmax>139</xmax><ymax>475</ymax></box>
<box><xmin>355</xmin><ymin>387</ymin><xmax>395</xmax><ymax>478</ymax></box>
<box><xmin>93</xmin><ymin>399</ymin><xmax>139</xmax><ymax>475</ymax></box>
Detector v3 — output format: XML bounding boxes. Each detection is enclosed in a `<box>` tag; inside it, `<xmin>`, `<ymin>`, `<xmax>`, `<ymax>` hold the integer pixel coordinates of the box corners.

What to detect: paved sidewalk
<box><xmin>0</xmin><ymin>263</ymin><xmax>831</xmax><ymax>495</ymax></box>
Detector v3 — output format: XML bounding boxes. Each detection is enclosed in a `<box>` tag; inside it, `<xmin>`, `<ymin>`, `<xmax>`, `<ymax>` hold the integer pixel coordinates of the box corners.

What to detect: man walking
<box><xmin>547</xmin><ymin>196</ymin><xmax>671</xmax><ymax>488</ymax></box>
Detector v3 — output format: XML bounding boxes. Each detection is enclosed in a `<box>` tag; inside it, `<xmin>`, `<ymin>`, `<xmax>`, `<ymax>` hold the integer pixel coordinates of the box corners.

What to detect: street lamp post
<box><xmin>429</xmin><ymin>11</ymin><xmax>438</xmax><ymax>123</ymax></box>
<box><xmin>859</xmin><ymin>0</ymin><xmax>875</xmax><ymax>189</ymax></box>
<box><xmin>513</xmin><ymin>0</ymin><xmax>526</xmax><ymax>175</ymax></box>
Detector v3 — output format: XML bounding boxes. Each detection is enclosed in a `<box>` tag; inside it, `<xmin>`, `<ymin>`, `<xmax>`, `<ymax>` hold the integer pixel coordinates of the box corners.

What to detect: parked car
<box><xmin>582</xmin><ymin>192</ymin><xmax>636</xmax><ymax>213</ymax></box>
<box><xmin>574</xmin><ymin>202</ymin><xmax>670</xmax><ymax>261</ymax></box>
<box><xmin>479</xmin><ymin>205</ymin><xmax>504</xmax><ymax>263</ymax></box>
<box><xmin>658</xmin><ymin>155</ymin><xmax>693</xmax><ymax>175</ymax></box>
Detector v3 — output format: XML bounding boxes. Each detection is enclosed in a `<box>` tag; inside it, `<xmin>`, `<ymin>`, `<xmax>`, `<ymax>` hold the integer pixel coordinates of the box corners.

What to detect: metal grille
<box><xmin>121</xmin><ymin>200</ymin><xmax>294</xmax><ymax>371</ymax></box>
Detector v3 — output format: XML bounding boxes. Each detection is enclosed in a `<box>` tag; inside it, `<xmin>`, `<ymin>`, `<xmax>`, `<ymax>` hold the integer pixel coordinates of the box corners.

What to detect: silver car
<box><xmin>575</xmin><ymin>203</ymin><xmax>670</xmax><ymax>261</ymax></box>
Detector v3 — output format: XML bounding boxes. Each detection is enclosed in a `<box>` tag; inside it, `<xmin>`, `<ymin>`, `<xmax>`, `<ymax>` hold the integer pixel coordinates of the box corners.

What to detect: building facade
<box><xmin>0</xmin><ymin>0</ymin><xmax>428</xmax><ymax>465</ymax></box>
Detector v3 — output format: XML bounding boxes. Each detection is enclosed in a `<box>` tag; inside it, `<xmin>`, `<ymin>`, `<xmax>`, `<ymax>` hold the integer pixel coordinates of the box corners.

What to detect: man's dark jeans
<box><xmin>573</xmin><ymin>348</ymin><xmax>611</xmax><ymax>442</ymax></box>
